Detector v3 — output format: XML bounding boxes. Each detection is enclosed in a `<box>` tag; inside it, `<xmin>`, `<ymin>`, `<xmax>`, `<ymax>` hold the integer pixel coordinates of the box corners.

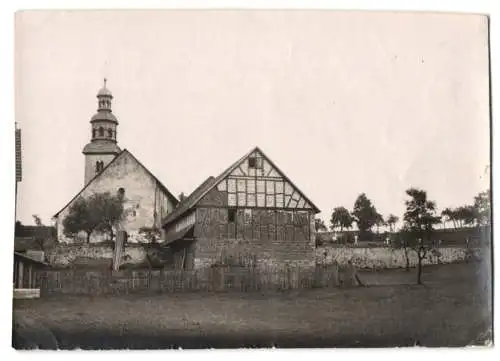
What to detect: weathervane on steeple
<box><xmin>103</xmin><ymin>77</ymin><xmax>107</xmax><ymax>88</ymax></box>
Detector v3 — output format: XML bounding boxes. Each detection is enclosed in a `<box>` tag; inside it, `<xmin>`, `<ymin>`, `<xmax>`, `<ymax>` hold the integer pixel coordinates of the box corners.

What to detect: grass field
<box><xmin>12</xmin><ymin>261</ymin><xmax>492</xmax><ymax>349</ymax></box>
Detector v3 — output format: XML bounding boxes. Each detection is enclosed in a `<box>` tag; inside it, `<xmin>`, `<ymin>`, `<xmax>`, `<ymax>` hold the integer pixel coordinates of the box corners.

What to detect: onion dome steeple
<box><xmin>82</xmin><ymin>79</ymin><xmax>121</xmax><ymax>185</ymax></box>
<box><xmin>91</xmin><ymin>78</ymin><xmax>118</xmax><ymax>124</ymax></box>
<box><xmin>84</xmin><ymin>78</ymin><xmax>121</xmax><ymax>147</ymax></box>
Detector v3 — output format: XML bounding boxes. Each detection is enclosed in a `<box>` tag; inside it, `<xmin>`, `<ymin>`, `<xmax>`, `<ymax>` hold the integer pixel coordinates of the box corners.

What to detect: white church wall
<box><xmin>56</xmin><ymin>151</ymin><xmax>176</xmax><ymax>244</ymax></box>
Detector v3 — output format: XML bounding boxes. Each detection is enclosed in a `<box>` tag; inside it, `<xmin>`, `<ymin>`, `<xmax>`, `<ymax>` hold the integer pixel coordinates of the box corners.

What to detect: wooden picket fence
<box><xmin>35</xmin><ymin>265</ymin><xmax>339</xmax><ymax>296</ymax></box>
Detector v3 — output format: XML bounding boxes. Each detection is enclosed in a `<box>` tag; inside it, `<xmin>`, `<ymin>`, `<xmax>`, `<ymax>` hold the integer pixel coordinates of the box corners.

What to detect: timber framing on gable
<box><xmin>201</xmin><ymin>147</ymin><xmax>320</xmax><ymax>212</ymax></box>
<box><xmin>162</xmin><ymin>146</ymin><xmax>320</xmax><ymax>228</ymax></box>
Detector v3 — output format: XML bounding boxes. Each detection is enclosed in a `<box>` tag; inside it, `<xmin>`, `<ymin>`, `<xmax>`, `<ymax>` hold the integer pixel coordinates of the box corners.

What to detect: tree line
<box><xmin>316</xmin><ymin>188</ymin><xmax>490</xmax><ymax>285</ymax></box>
<box><xmin>315</xmin><ymin>189</ymin><xmax>491</xmax><ymax>241</ymax></box>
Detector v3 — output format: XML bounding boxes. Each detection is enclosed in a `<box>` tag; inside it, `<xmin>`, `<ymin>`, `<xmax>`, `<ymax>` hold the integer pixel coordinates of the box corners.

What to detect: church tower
<box><xmin>82</xmin><ymin>79</ymin><xmax>121</xmax><ymax>185</ymax></box>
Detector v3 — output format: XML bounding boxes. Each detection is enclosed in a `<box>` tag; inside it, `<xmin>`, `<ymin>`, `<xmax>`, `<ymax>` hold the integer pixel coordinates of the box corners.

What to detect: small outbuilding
<box><xmin>13</xmin><ymin>252</ymin><xmax>48</xmax><ymax>299</ymax></box>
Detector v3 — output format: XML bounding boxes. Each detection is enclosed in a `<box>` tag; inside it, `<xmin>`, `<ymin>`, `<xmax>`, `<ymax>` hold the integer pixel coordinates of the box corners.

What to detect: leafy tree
<box><xmin>14</xmin><ymin>220</ymin><xmax>23</xmax><ymax>236</ymax></box>
<box><xmin>95</xmin><ymin>193</ymin><xmax>125</xmax><ymax>241</ymax></box>
<box><xmin>441</xmin><ymin>208</ymin><xmax>456</xmax><ymax>229</ymax></box>
<box><xmin>330</xmin><ymin>207</ymin><xmax>354</xmax><ymax>232</ymax></box>
<box><xmin>442</xmin><ymin>205</ymin><xmax>477</xmax><ymax>229</ymax></box>
<box><xmin>386</xmin><ymin>214</ymin><xmax>399</xmax><ymax>233</ymax></box>
<box><xmin>374</xmin><ymin>212</ymin><xmax>385</xmax><ymax>234</ymax></box>
<box><xmin>31</xmin><ymin>214</ymin><xmax>50</xmax><ymax>251</ymax></box>
<box><xmin>62</xmin><ymin>192</ymin><xmax>124</xmax><ymax>243</ymax></box>
<box><xmin>352</xmin><ymin>193</ymin><xmax>379</xmax><ymax>241</ymax></box>
<box><xmin>455</xmin><ymin>205</ymin><xmax>477</xmax><ymax>227</ymax></box>
<box><xmin>32</xmin><ymin>214</ymin><xmax>43</xmax><ymax>227</ymax></box>
<box><xmin>473</xmin><ymin>189</ymin><xmax>491</xmax><ymax>226</ymax></box>
<box><xmin>394</xmin><ymin>226</ymin><xmax>412</xmax><ymax>271</ymax></box>
<box><xmin>63</xmin><ymin>197</ymin><xmax>99</xmax><ymax>243</ymax></box>
<box><xmin>314</xmin><ymin>218</ymin><xmax>327</xmax><ymax>232</ymax></box>
<box><xmin>403</xmin><ymin>188</ymin><xmax>441</xmax><ymax>285</ymax></box>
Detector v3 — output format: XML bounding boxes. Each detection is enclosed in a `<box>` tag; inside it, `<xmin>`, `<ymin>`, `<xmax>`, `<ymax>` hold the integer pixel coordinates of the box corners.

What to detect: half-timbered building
<box><xmin>161</xmin><ymin>147</ymin><xmax>320</xmax><ymax>269</ymax></box>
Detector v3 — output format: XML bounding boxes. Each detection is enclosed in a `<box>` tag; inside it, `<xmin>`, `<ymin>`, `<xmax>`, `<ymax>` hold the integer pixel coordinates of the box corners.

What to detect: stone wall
<box><xmin>315</xmin><ymin>246</ymin><xmax>485</xmax><ymax>269</ymax></box>
<box><xmin>47</xmin><ymin>244</ymin><xmax>147</xmax><ymax>268</ymax></box>
<box><xmin>193</xmin><ymin>237</ymin><xmax>315</xmax><ymax>270</ymax></box>
<box><xmin>56</xmin><ymin>151</ymin><xmax>176</xmax><ymax>244</ymax></box>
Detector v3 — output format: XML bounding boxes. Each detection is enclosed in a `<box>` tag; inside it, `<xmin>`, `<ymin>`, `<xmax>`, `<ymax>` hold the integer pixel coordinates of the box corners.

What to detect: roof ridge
<box><xmin>163</xmin><ymin>145</ymin><xmax>321</xmax><ymax>227</ymax></box>
<box><xmin>53</xmin><ymin>149</ymin><xmax>126</xmax><ymax>217</ymax></box>
<box><xmin>161</xmin><ymin>176</ymin><xmax>216</xmax><ymax>226</ymax></box>
<box><xmin>121</xmin><ymin>149</ymin><xmax>179</xmax><ymax>205</ymax></box>
<box><xmin>54</xmin><ymin>149</ymin><xmax>178</xmax><ymax>218</ymax></box>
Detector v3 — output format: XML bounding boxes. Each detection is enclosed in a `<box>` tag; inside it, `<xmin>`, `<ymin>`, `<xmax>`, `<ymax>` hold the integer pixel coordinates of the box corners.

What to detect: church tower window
<box><xmin>95</xmin><ymin>160</ymin><xmax>105</xmax><ymax>173</ymax></box>
<box><xmin>108</xmin><ymin>129</ymin><xmax>113</xmax><ymax>138</ymax></box>
<box><xmin>98</xmin><ymin>127</ymin><xmax>104</xmax><ymax>137</ymax></box>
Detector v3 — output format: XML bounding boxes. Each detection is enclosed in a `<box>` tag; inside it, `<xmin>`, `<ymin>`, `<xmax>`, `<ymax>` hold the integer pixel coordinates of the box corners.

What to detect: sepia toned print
<box><xmin>12</xmin><ymin>10</ymin><xmax>492</xmax><ymax>349</ymax></box>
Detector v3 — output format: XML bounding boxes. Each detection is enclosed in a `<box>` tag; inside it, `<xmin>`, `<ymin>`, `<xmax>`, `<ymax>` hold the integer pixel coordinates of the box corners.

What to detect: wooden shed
<box><xmin>13</xmin><ymin>252</ymin><xmax>48</xmax><ymax>299</ymax></box>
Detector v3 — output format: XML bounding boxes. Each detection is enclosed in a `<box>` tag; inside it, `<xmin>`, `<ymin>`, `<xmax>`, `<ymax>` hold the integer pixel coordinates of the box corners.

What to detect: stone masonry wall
<box><xmin>193</xmin><ymin>237</ymin><xmax>316</xmax><ymax>270</ymax></box>
<box><xmin>316</xmin><ymin>246</ymin><xmax>485</xmax><ymax>269</ymax></box>
<box><xmin>47</xmin><ymin>244</ymin><xmax>148</xmax><ymax>268</ymax></box>
<box><xmin>56</xmin><ymin>151</ymin><xmax>175</xmax><ymax>244</ymax></box>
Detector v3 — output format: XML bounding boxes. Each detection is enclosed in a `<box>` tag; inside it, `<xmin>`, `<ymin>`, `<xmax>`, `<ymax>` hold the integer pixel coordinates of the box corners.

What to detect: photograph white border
<box><xmin>1</xmin><ymin>1</ymin><xmax>497</xmax><ymax>360</ymax></box>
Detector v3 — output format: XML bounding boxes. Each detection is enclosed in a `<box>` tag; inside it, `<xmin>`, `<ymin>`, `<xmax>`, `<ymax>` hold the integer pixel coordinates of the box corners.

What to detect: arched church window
<box><xmin>108</xmin><ymin>129</ymin><xmax>113</xmax><ymax>138</ymax></box>
<box><xmin>92</xmin><ymin>129</ymin><xmax>96</xmax><ymax>138</ymax></box>
<box><xmin>98</xmin><ymin>127</ymin><xmax>104</xmax><ymax>136</ymax></box>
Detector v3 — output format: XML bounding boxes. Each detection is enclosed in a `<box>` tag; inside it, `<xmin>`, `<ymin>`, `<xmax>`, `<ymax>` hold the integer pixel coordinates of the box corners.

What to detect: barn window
<box><xmin>249</xmin><ymin>156</ymin><xmax>263</xmax><ymax>169</ymax></box>
<box><xmin>228</xmin><ymin>208</ymin><xmax>236</xmax><ymax>223</ymax></box>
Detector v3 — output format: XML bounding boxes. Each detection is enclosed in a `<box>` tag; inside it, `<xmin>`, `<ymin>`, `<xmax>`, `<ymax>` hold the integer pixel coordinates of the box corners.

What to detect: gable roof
<box><xmin>162</xmin><ymin>146</ymin><xmax>320</xmax><ymax>227</ymax></box>
<box><xmin>162</xmin><ymin>176</ymin><xmax>217</xmax><ymax>227</ymax></box>
<box><xmin>53</xmin><ymin>149</ymin><xmax>178</xmax><ymax>217</ymax></box>
<box><xmin>14</xmin><ymin>252</ymin><xmax>49</xmax><ymax>267</ymax></box>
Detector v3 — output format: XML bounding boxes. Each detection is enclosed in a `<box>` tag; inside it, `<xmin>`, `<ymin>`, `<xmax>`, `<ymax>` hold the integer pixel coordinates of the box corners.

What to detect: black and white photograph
<box><xmin>9</xmin><ymin>9</ymin><xmax>493</xmax><ymax>350</ymax></box>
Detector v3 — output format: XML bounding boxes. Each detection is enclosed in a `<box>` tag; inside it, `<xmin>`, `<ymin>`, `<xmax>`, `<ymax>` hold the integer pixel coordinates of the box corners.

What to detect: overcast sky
<box><xmin>15</xmin><ymin>10</ymin><xmax>490</xmax><ymax>226</ymax></box>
